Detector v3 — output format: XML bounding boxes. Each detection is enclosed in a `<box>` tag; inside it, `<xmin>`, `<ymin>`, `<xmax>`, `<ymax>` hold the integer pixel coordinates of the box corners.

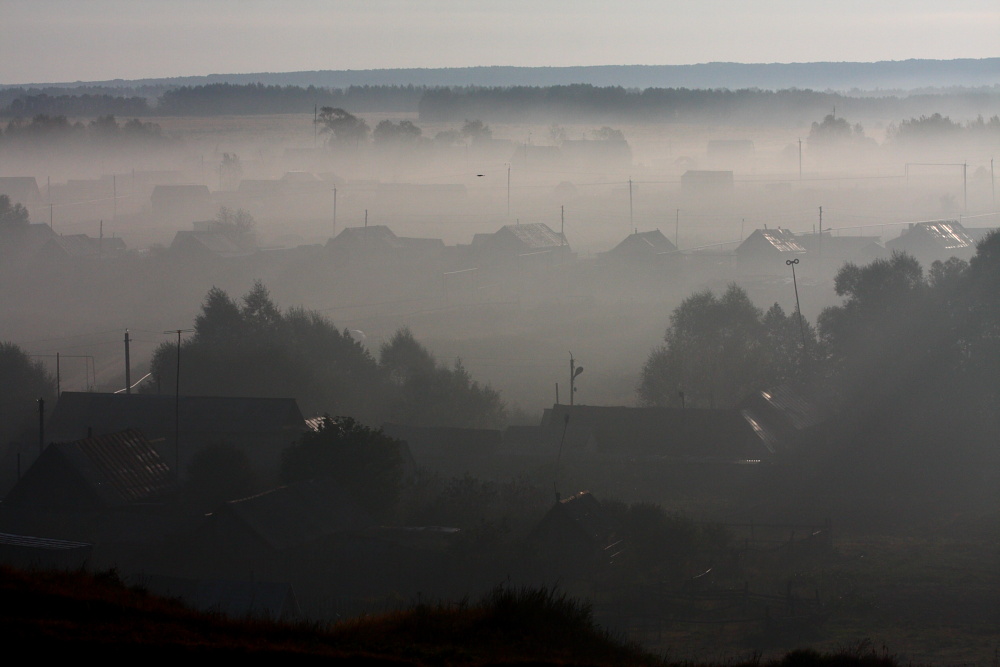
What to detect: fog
<box><xmin>1</xmin><ymin>83</ymin><xmax>999</xmax><ymax>662</ymax></box>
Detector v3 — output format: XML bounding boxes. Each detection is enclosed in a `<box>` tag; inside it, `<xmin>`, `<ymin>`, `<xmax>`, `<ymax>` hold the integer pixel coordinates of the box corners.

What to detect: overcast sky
<box><xmin>2</xmin><ymin>0</ymin><xmax>998</xmax><ymax>84</ymax></box>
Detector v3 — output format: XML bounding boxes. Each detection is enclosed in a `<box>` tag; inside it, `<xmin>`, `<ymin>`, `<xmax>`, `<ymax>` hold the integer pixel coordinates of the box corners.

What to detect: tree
<box><xmin>0</xmin><ymin>194</ymin><xmax>29</xmax><ymax>227</ymax></box>
<box><xmin>148</xmin><ymin>282</ymin><xmax>385</xmax><ymax>420</ymax></box>
<box><xmin>379</xmin><ymin>328</ymin><xmax>506</xmax><ymax>428</ymax></box>
<box><xmin>592</xmin><ymin>126</ymin><xmax>625</xmax><ymax>142</ymax></box>
<box><xmin>638</xmin><ymin>284</ymin><xmax>807</xmax><ymax>408</ymax></box>
<box><xmin>281</xmin><ymin>416</ymin><xmax>404</xmax><ymax>518</ymax></box>
<box><xmin>211</xmin><ymin>206</ymin><xmax>256</xmax><ymax>240</ymax></box>
<box><xmin>0</xmin><ymin>342</ymin><xmax>55</xmax><ymax>444</ymax></box>
<box><xmin>808</xmin><ymin>114</ymin><xmax>871</xmax><ymax>147</ymax></box>
<box><xmin>372</xmin><ymin>119</ymin><xmax>422</xmax><ymax>145</ymax></box>
<box><xmin>461</xmin><ymin>119</ymin><xmax>492</xmax><ymax>143</ymax></box>
<box><xmin>315</xmin><ymin>107</ymin><xmax>369</xmax><ymax>144</ymax></box>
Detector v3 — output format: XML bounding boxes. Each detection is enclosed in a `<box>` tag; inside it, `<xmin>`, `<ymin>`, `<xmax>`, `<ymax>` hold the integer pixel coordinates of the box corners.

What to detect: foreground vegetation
<box><xmin>1</xmin><ymin>565</ymin><xmax>908</xmax><ymax>666</ymax></box>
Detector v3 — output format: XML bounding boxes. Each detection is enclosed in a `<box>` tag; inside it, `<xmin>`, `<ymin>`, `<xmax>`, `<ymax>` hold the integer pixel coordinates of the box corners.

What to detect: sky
<box><xmin>2</xmin><ymin>0</ymin><xmax>998</xmax><ymax>84</ymax></box>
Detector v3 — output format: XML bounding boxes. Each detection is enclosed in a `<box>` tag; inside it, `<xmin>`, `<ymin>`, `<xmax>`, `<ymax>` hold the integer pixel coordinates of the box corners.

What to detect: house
<box><xmin>527</xmin><ymin>491</ymin><xmax>624</xmax><ymax>570</ymax></box>
<box><xmin>46</xmin><ymin>392</ymin><xmax>307</xmax><ymax>475</ymax></box>
<box><xmin>35</xmin><ymin>233</ymin><xmax>126</xmax><ymax>263</ymax></box>
<box><xmin>886</xmin><ymin>220</ymin><xmax>976</xmax><ymax>265</ymax></box>
<box><xmin>473</xmin><ymin>222</ymin><xmax>571</xmax><ymax>266</ymax></box>
<box><xmin>326</xmin><ymin>225</ymin><xmax>444</xmax><ymax>265</ymax></box>
<box><xmin>0</xmin><ymin>176</ymin><xmax>41</xmax><ymax>206</ymax></box>
<box><xmin>538</xmin><ymin>404</ymin><xmax>774</xmax><ymax>462</ymax></box>
<box><xmin>796</xmin><ymin>232</ymin><xmax>886</xmax><ymax>273</ymax></box>
<box><xmin>181</xmin><ymin>479</ymin><xmax>373</xmax><ymax>579</ymax></box>
<box><xmin>150</xmin><ymin>184</ymin><xmax>212</xmax><ymax>223</ymax></box>
<box><xmin>738</xmin><ymin>383</ymin><xmax>834</xmax><ymax>455</ymax></box>
<box><xmin>169</xmin><ymin>229</ymin><xmax>256</xmax><ymax>260</ymax></box>
<box><xmin>736</xmin><ymin>228</ymin><xmax>806</xmax><ymax>274</ymax></box>
<box><xmin>0</xmin><ymin>222</ymin><xmax>56</xmax><ymax>265</ymax></box>
<box><xmin>4</xmin><ymin>429</ymin><xmax>176</xmax><ymax>510</ymax></box>
<box><xmin>603</xmin><ymin>229</ymin><xmax>678</xmax><ymax>264</ymax></box>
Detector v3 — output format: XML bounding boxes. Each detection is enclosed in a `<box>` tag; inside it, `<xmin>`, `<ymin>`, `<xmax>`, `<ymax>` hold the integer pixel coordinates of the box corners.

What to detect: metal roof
<box><xmin>757</xmin><ymin>228</ymin><xmax>807</xmax><ymax>253</ymax></box>
<box><xmin>498</xmin><ymin>223</ymin><xmax>566</xmax><ymax>250</ymax></box>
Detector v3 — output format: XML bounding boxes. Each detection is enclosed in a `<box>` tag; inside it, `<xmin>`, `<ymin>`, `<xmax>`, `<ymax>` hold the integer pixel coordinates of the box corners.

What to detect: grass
<box><xmin>0</xmin><ymin>565</ymin><xmax>923</xmax><ymax>665</ymax></box>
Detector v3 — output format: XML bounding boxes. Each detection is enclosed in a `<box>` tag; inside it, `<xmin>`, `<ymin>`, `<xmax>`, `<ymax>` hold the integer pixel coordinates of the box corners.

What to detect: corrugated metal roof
<box><xmin>0</xmin><ymin>532</ymin><xmax>91</xmax><ymax>550</ymax></box>
<box><xmin>500</xmin><ymin>223</ymin><xmax>565</xmax><ymax>249</ymax></box>
<box><xmin>915</xmin><ymin>221</ymin><xmax>975</xmax><ymax>250</ymax></box>
<box><xmin>758</xmin><ymin>228</ymin><xmax>806</xmax><ymax>253</ymax></box>
<box><xmin>58</xmin><ymin>429</ymin><xmax>176</xmax><ymax>505</ymax></box>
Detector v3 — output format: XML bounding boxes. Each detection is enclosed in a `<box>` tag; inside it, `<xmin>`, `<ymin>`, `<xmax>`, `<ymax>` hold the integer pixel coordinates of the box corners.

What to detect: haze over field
<box><xmin>1</xmin><ymin>3</ymin><xmax>1000</xmax><ymax>664</ymax></box>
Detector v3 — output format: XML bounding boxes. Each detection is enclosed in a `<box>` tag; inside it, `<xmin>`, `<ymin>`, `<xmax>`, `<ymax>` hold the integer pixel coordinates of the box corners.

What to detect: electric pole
<box><xmin>628</xmin><ymin>178</ymin><xmax>633</xmax><ymax>232</ymax></box>
<box><xmin>163</xmin><ymin>329</ymin><xmax>194</xmax><ymax>473</ymax></box>
<box><xmin>124</xmin><ymin>329</ymin><xmax>131</xmax><ymax>395</ymax></box>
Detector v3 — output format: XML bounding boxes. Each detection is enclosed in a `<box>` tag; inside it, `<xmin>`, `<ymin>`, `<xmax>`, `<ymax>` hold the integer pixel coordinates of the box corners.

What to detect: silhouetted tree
<box><xmin>380</xmin><ymin>328</ymin><xmax>506</xmax><ymax>428</ymax></box>
<box><xmin>281</xmin><ymin>415</ymin><xmax>404</xmax><ymax>519</ymax></box>
<box><xmin>639</xmin><ymin>284</ymin><xmax>805</xmax><ymax>408</ymax></box>
<box><xmin>315</xmin><ymin>106</ymin><xmax>369</xmax><ymax>144</ymax></box>
<box><xmin>0</xmin><ymin>342</ymin><xmax>55</xmax><ymax>445</ymax></box>
<box><xmin>0</xmin><ymin>194</ymin><xmax>29</xmax><ymax>227</ymax></box>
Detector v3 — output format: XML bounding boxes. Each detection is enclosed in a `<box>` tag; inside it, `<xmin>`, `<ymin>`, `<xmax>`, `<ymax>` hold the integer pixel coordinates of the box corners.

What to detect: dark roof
<box><xmin>170</xmin><ymin>230</ymin><xmax>255</xmax><ymax>258</ymax></box>
<box><xmin>738</xmin><ymin>383</ymin><xmax>833</xmax><ymax>454</ymax></box>
<box><xmin>218</xmin><ymin>479</ymin><xmax>373</xmax><ymax>551</ymax></box>
<box><xmin>797</xmin><ymin>233</ymin><xmax>884</xmax><ymax>257</ymax></box>
<box><xmin>606</xmin><ymin>229</ymin><xmax>678</xmax><ymax>258</ymax></box>
<box><xmin>326</xmin><ymin>225</ymin><xmax>405</xmax><ymax>250</ymax></box>
<box><xmin>540</xmin><ymin>404</ymin><xmax>771</xmax><ymax>461</ymax></box>
<box><xmin>48</xmin><ymin>392</ymin><xmax>306</xmax><ymax>444</ymax></box>
<box><xmin>529</xmin><ymin>491</ymin><xmax>621</xmax><ymax>551</ymax></box>
<box><xmin>6</xmin><ymin>429</ymin><xmax>175</xmax><ymax>508</ymax></box>
<box><xmin>489</xmin><ymin>223</ymin><xmax>567</xmax><ymax>252</ymax></box>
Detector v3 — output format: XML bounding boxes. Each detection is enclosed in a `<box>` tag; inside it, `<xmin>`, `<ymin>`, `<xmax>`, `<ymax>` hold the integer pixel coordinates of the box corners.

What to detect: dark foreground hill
<box><xmin>1</xmin><ymin>565</ymin><xmax>901</xmax><ymax>666</ymax></box>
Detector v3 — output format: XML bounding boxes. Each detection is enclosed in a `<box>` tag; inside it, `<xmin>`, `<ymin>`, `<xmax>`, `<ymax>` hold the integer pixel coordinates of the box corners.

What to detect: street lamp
<box><xmin>785</xmin><ymin>258</ymin><xmax>808</xmax><ymax>354</ymax></box>
<box><xmin>569</xmin><ymin>353</ymin><xmax>584</xmax><ymax>406</ymax></box>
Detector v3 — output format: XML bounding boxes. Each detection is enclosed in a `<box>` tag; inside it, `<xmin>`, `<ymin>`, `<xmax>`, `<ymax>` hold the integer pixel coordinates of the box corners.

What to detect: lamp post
<box><xmin>786</xmin><ymin>258</ymin><xmax>808</xmax><ymax>355</ymax></box>
<box><xmin>569</xmin><ymin>353</ymin><xmax>584</xmax><ymax>406</ymax></box>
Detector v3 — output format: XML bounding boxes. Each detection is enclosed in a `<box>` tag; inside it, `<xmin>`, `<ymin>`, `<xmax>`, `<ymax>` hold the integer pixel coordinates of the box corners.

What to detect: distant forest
<box><xmin>1</xmin><ymin>82</ymin><xmax>998</xmax><ymax>126</ymax></box>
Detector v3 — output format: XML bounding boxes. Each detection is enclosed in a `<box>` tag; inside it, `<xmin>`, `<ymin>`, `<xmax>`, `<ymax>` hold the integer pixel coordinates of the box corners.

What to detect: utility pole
<box><xmin>818</xmin><ymin>206</ymin><xmax>823</xmax><ymax>258</ymax></box>
<box><xmin>112</xmin><ymin>174</ymin><xmax>117</xmax><ymax>223</ymax></box>
<box><xmin>964</xmin><ymin>161</ymin><xmax>968</xmax><ymax>212</ymax></box>
<box><xmin>798</xmin><ymin>139</ymin><xmax>802</xmax><ymax>181</ymax></box>
<box><xmin>164</xmin><ymin>329</ymin><xmax>194</xmax><ymax>473</ymax></box>
<box><xmin>628</xmin><ymin>178</ymin><xmax>634</xmax><ymax>232</ymax></box>
<box><xmin>332</xmin><ymin>185</ymin><xmax>337</xmax><ymax>238</ymax></box>
<box><xmin>56</xmin><ymin>353</ymin><xmax>60</xmax><ymax>397</ymax></box>
<box><xmin>506</xmin><ymin>164</ymin><xmax>512</xmax><ymax>218</ymax></box>
<box><xmin>675</xmin><ymin>209</ymin><xmax>680</xmax><ymax>248</ymax></box>
<box><xmin>124</xmin><ymin>329</ymin><xmax>131</xmax><ymax>395</ymax></box>
<box><xmin>38</xmin><ymin>398</ymin><xmax>44</xmax><ymax>455</ymax></box>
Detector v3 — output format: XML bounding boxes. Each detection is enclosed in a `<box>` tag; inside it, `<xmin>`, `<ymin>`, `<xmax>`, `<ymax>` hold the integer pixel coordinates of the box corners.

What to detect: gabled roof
<box><xmin>48</xmin><ymin>392</ymin><xmax>306</xmax><ymax>444</ymax></box>
<box><xmin>529</xmin><ymin>491</ymin><xmax>621</xmax><ymax>551</ymax></box>
<box><xmin>218</xmin><ymin>479</ymin><xmax>373</xmax><ymax>551</ymax></box>
<box><xmin>796</xmin><ymin>233</ymin><xmax>884</xmax><ymax>257</ymax></box>
<box><xmin>170</xmin><ymin>230</ymin><xmax>255</xmax><ymax>258</ymax></box>
<box><xmin>606</xmin><ymin>229</ymin><xmax>678</xmax><ymax>258</ymax></box>
<box><xmin>327</xmin><ymin>225</ymin><xmax>405</xmax><ymax>250</ymax></box>
<box><xmin>39</xmin><ymin>234</ymin><xmax>124</xmax><ymax>259</ymax></box>
<box><xmin>494</xmin><ymin>223</ymin><xmax>566</xmax><ymax>251</ymax></box>
<box><xmin>736</xmin><ymin>228</ymin><xmax>806</xmax><ymax>255</ymax></box>
<box><xmin>887</xmin><ymin>220</ymin><xmax>975</xmax><ymax>252</ymax></box>
<box><xmin>5</xmin><ymin>429</ymin><xmax>175</xmax><ymax>508</ymax></box>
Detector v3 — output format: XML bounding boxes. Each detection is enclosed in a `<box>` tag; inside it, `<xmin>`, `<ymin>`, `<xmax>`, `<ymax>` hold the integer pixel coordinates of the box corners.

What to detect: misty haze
<box><xmin>1</xmin><ymin>11</ymin><xmax>999</xmax><ymax>664</ymax></box>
